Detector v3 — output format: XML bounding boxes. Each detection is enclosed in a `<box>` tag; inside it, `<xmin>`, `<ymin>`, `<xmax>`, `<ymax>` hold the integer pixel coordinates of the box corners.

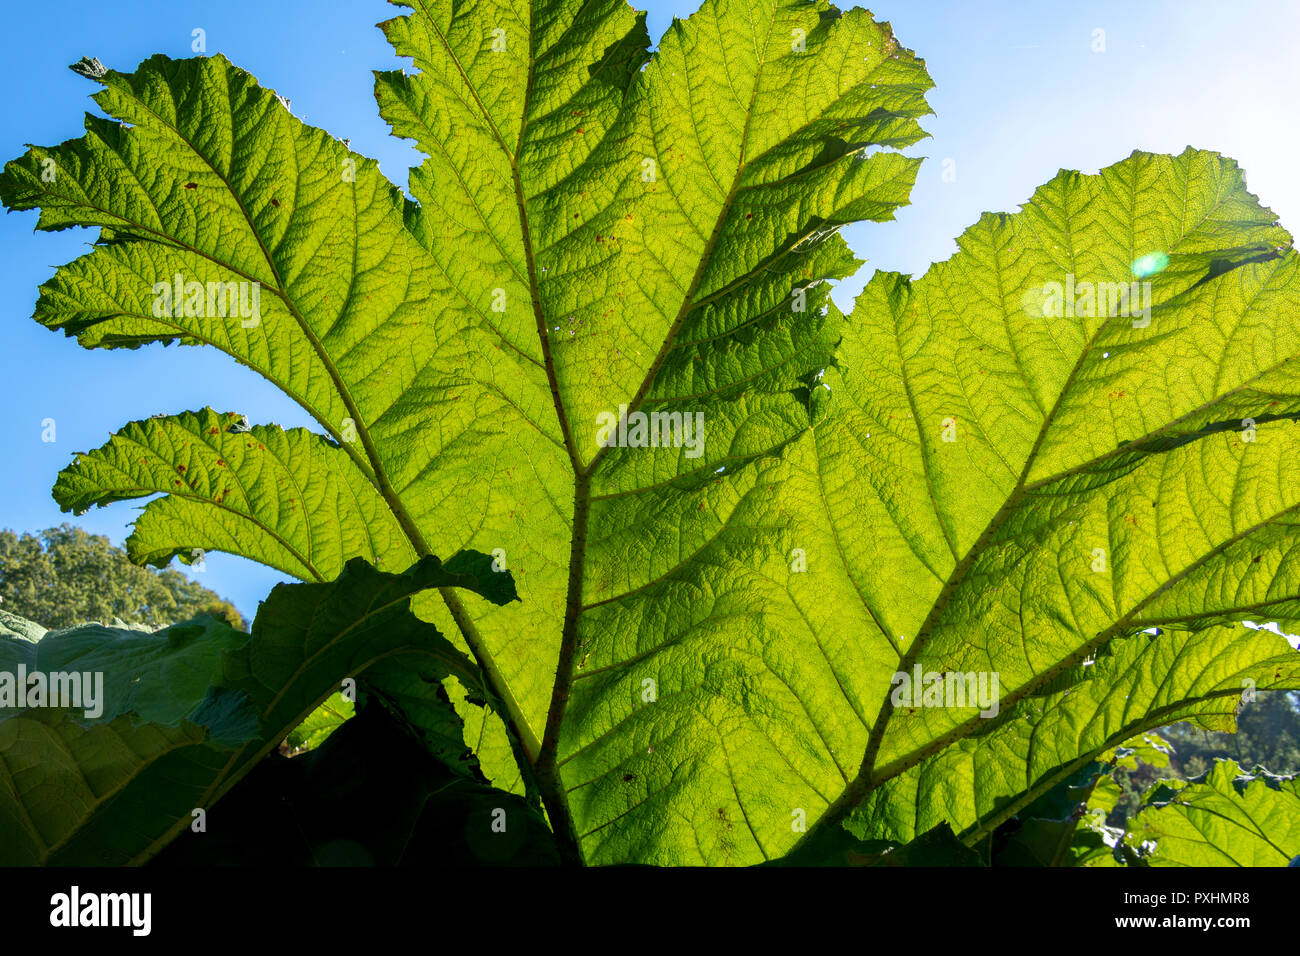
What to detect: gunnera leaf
<box><xmin>0</xmin><ymin>553</ymin><xmax>515</xmax><ymax>864</ymax></box>
<box><xmin>1124</xmin><ymin>759</ymin><xmax>1300</xmax><ymax>866</ymax></box>
<box><xmin>5</xmin><ymin>0</ymin><xmax>1300</xmax><ymax>866</ymax></box>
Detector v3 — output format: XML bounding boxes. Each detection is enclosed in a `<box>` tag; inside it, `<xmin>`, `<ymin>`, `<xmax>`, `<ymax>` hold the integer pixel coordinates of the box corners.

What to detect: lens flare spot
<box><xmin>1132</xmin><ymin>251</ymin><xmax>1169</xmax><ymax>278</ymax></box>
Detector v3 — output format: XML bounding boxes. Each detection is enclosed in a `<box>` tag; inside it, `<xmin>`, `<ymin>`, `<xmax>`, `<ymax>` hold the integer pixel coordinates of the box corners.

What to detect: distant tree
<box><xmin>0</xmin><ymin>524</ymin><xmax>245</xmax><ymax>630</ymax></box>
<box><xmin>1162</xmin><ymin>690</ymin><xmax>1300</xmax><ymax>778</ymax></box>
<box><xmin>1108</xmin><ymin>690</ymin><xmax>1300</xmax><ymax>825</ymax></box>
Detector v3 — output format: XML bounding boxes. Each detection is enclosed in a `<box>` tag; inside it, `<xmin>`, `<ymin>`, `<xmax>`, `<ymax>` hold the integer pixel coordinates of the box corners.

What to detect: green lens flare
<box><xmin>1133</xmin><ymin>251</ymin><xmax>1169</xmax><ymax>278</ymax></box>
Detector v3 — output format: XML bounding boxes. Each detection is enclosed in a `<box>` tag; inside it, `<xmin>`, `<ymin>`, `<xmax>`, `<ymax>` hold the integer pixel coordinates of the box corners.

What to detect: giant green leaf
<box><xmin>2</xmin><ymin>0</ymin><xmax>932</xmax><ymax>863</ymax></box>
<box><xmin>844</xmin><ymin>603</ymin><xmax>1300</xmax><ymax>847</ymax></box>
<box><xmin>0</xmin><ymin>553</ymin><xmax>516</xmax><ymax>864</ymax></box>
<box><xmin>6</xmin><ymin>0</ymin><xmax>1300</xmax><ymax>867</ymax></box>
<box><xmin>1124</xmin><ymin>759</ymin><xmax>1300</xmax><ymax>866</ymax></box>
<box><xmin>776</xmin><ymin>153</ymin><xmax>1300</xmax><ymax>858</ymax></box>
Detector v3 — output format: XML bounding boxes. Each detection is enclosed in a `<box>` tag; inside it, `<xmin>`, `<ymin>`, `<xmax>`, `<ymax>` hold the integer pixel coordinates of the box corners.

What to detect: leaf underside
<box><xmin>0</xmin><ymin>554</ymin><xmax>515</xmax><ymax>865</ymax></box>
<box><xmin>1126</xmin><ymin>760</ymin><xmax>1300</xmax><ymax>866</ymax></box>
<box><xmin>3</xmin><ymin>0</ymin><xmax>1300</xmax><ymax>865</ymax></box>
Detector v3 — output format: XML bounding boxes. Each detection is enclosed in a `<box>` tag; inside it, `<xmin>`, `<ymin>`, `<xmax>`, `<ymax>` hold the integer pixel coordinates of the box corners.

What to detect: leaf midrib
<box><xmin>531</xmin><ymin>10</ymin><xmax>785</xmax><ymax>864</ymax></box>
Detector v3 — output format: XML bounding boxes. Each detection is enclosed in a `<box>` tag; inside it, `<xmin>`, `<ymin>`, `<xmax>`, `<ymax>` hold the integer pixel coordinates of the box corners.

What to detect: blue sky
<box><xmin>2</xmin><ymin>0</ymin><xmax>1298</xmax><ymax>621</ymax></box>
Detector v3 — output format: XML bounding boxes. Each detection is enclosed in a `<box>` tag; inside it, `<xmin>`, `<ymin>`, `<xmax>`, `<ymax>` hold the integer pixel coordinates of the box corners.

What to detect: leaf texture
<box><xmin>5</xmin><ymin>0</ymin><xmax>1300</xmax><ymax>866</ymax></box>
